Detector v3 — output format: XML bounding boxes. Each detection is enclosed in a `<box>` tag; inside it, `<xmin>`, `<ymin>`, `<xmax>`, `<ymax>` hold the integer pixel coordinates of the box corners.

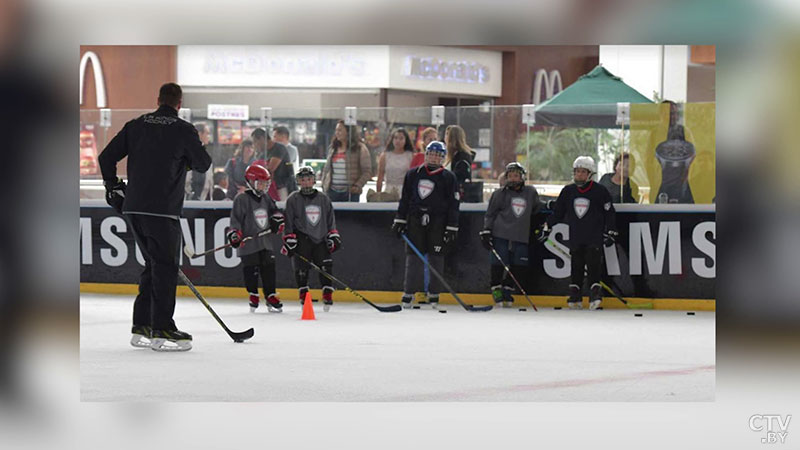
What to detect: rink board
<box><xmin>80</xmin><ymin>201</ymin><xmax>715</xmax><ymax>303</ymax></box>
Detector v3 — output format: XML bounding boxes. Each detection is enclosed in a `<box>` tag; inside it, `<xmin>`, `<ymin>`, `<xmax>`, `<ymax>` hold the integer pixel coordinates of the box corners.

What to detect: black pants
<box><xmin>292</xmin><ymin>233</ymin><xmax>333</xmax><ymax>289</ymax></box>
<box><xmin>571</xmin><ymin>244</ymin><xmax>602</xmax><ymax>290</ymax></box>
<box><xmin>404</xmin><ymin>212</ymin><xmax>446</xmax><ymax>295</ymax></box>
<box><xmin>128</xmin><ymin>213</ymin><xmax>181</xmax><ymax>331</ymax></box>
<box><xmin>241</xmin><ymin>249</ymin><xmax>276</xmax><ymax>297</ymax></box>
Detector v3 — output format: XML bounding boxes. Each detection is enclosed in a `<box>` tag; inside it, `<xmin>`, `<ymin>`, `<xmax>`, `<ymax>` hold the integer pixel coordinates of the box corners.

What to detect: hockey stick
<box><xmin>292</xmin><ymin>253</ymin><xmax>402</xmax><ymax>313</ymax></box>
<box><xmin>183</xmin><ymin>229</ymin><xmax>272</xmax><ymax>259</ymax></box>
<box><xmin>545</xmin><ymin>240</ymin><xmax>654</xmax><ymax>309</ymax></box>
<box><xmin>488</xmin><ymin>245</ymin><xmax>538</xmax><ymax>311</ymax></box>
<box><xmin>401</xmin><ymin>234</ymin><xmax>492</xmax><ymax>312</ymax></box>
<box><xmin>177</xmin><ymin>269</ymin><xmax>255</xmax><ymax>342</ymax></box>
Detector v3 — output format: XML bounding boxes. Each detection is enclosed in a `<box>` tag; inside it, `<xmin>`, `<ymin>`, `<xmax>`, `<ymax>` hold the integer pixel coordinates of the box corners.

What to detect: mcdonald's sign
<box><xmin>531</xmin><ymin>69</ymin><xmax>563</xmax><ymax>105</ymax></box>
<box><xmin>79</xmin><ymin>51</ymin><xmax>107</xmax><ymax>108</ymax></box>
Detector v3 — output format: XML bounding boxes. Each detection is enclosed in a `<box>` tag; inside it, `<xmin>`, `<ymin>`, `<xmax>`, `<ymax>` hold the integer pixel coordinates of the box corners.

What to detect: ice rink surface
<box><xmin>81</xmin><ymin>294</ymin><xmax>714</xmax><ymax>401</ymax></box>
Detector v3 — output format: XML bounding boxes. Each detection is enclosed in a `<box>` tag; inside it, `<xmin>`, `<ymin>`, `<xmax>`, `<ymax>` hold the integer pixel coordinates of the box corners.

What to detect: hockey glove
<box><xmin>104</xmin><ymin>177</ymin><xmax>126</xmax><ymax>214</ymax></box>
<box><xmin>479</xmin><ymin>229</ymin><xmax>493</xmax><ymax>250</ymax></box>
<box><xmin>282</xmin><ymin>233</ymin><xmax>298</xmax><ymax>257</ymax></box>
<box><xmin>443</xmin><ymin>226</ymin><xmax>458</xmax><ymax>246</ymax></box>
<box><xmin>391</xmin><ymin>218</ymin><xmax>407</xmax><ymax>238</ymax></box>
<box><xmin>534</xmin><ymin>223</ymin><xmax>551</xmax><ymax>244</ymax></box>
<box><xmin>226</xmin><ymin>229</ymin><xmax>243</xmax><ymax>248</ymax></box>
<box><xmin>269</xmin><ymin>212</ymin><xmax>285</xmax><ymax>234</ymax></box>
<box><xmin>603</xmin><ymin>229</ymin><xmax>619</xmax><ymax>247</ymax></box>
<box><xmin>326</xmin><ymin>230</ymin><xmax>342</xmax><ymax>253</ymax></box>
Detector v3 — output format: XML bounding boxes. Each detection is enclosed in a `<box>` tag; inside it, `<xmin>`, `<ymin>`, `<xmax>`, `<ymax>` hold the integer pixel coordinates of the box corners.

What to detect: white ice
<box><xmin>81</xmin><ymin>294</ymin><xmax>714</xmax><ymax>401</ymax></box>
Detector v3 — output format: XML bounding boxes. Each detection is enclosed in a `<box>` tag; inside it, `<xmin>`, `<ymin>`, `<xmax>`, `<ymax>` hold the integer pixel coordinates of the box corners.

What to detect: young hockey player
<box><xmin>391</xmin><ymin>141</ymin><xmax>460</xmax><ymax>309</ymax></box>
<box><xmin>227</xmin><ymin>163</ymin><xmax>286</xmax><ymax>313</ymax></box>
<box><xmin>480</xmin><ymin>162</ymin><xmax>547</xmax><ymax>308</ymax></box>
<box><xmin>281</xmin><ymin>166</ymin><xmax>341</xmax><ymax>312</ymax></box>
<box><xmin>542</xmin><ymin>156</ymin><xmax>618</xmax><ymax>310</ymax></box>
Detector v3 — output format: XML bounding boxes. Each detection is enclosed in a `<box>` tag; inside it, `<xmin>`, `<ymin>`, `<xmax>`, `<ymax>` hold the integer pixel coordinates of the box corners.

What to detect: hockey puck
<box><xmin>687</xmin><ymin>312</ymin><xmax>695</xmax><ymax>315</ymax></box>
<box><xmin>439</xmin><ymin>310</ymin><xmax>447</xmax><ymax>314</ymax></box>
<box><xmin>412</xmin><ymin>305</ymin><xmax>421</xmax><ymax>309</ymax></box>
<box><xmin>634</xmin><ymin>313</ymin><xmax>643</xmax><ymax>317</ymax></box>
<box><xmin>554</xmin><ymin>307</ymin><xmax>562</xmax><ymax>310</ymax></box>
<box><xmin>518</xmin><ymin>308</ymin><xmax>527</xmax><ymax>312</ymax></box>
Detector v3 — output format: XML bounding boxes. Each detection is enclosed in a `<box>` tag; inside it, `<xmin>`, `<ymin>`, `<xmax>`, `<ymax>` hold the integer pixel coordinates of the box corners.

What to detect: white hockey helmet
<box><xmin>572</xmin><ymin>156</ymin><xmax>596</xmax><ymax>174</ymax></box>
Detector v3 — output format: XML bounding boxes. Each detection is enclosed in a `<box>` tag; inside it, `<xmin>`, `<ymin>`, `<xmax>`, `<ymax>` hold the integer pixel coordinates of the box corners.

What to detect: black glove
<box><xmin>603</xmin><ymin>229</ymin><xmax>619</xmax><ymax>247</ymax></box>
<box><xmin>479</xmin><ymin>229</ymin><xmax>493</xmax><ymax>250</ymax></box>
<box><xmin>226</xmin><ymin>229</ymin><xmax>243</xmax><ymax>248</ymax></box>
<box><xmin>326</xmin><ymin>230</ymin><xmax>342</xmax><ymax>253</ymax></box>
<box><xmin>533</xmin><ymin>223</ymin><xmax>551</xmax><ymax>244</ymax></box>
<box><xmin>391</xmin><ymin>219</ymin><xmax>407</xmax><ymax>238</ymax></box>
<box><xmin>269</xmin><ymin>212</ymin><xmax>285</xmax><ymax>234</ymax></box>
<box><xmin>281</xmin><ymin>233</ymin><xmax>298</xmax><ymax>257</ymax></box>
<box><xmin>443</xmin><ymin>226</ymin><xmax>458</xmax><ymax>246</ymax></box>
<box><xmin>104</xmin><ymin>177</ymin><xmax>126</xmax><ymax>214</ymax></box>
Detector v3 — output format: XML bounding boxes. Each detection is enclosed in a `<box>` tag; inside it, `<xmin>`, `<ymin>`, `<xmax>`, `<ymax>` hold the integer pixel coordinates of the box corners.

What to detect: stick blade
<box><xmin>377</xmin><ymin>304</ymin><xmax>403</xmax><ymax>313</ymax></box>
<box><xmin>467</xmin><ymin>304</ymin><xmax>493</xmax><ymax>312</ymax></box>
<box><xmin>229</xmin><ymin>327</ymin><xmax>255</xmax><ymax>342</ymax></box>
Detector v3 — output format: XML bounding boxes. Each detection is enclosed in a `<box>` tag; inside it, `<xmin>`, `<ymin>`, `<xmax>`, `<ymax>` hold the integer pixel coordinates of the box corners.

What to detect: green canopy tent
<box><xmin>534</xmin><ymin>65</ymin><xmax>653</xmax><ymax>128</ymax></box>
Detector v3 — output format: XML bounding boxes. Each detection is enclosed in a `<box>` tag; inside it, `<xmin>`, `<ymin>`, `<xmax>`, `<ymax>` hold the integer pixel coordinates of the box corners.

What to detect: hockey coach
<box><xmin>98</xmin><ymin>82</ymin><xmax>211</xmax><ymax>352</ymax></box>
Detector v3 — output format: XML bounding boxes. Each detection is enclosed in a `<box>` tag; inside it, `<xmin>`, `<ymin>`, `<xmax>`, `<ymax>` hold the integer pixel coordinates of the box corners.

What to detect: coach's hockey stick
<box><xmin>183</xmin><ymin>229</ymin><xmax>272</xmax><ymax>259</ymax></box>
<box><xmin>545</xmin><ymin>240</ymin><xmax>654</xmax><ymax>310</ymax></box>
<box><xmin>402</xmin><ymin>234</ymin><xmax>492</xmax><ymax>312</ymax></box>
<box><xmin>293</xmin><ymin>253</ymin><xmax>402</xmax><ymax>313</ymax></box>
<box><xmin>177</xmin><ymin>269</ymin><xmax>255</xmax><ymax>342</ymax></box>
<box><xmin>488</xmin><ymin>245</ymin><xmax>538</xmax><ymax>311</ymax></box>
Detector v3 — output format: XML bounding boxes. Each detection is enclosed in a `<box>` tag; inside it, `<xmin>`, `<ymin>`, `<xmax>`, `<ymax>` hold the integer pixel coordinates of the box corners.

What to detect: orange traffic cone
<box><xmin>301</xmin><ymin>290</ymin><xmax>315</xmax><ymax>320</ymax></box>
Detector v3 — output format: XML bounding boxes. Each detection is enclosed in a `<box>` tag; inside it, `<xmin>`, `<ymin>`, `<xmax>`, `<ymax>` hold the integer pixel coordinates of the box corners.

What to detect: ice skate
<box><xmin>266</xmin><ymin>293</ymin><xmax>283</xmax><ymax>313</ymax></box>
<box><xmin>130</xmin><ymin>325</ymin><xmax>152</xmax><ymax>348</ymax></box>
<box><xmin>502</xmin><ymin>286</ymin><xmax>515</xmax><ymax>308</ymax></box>
<box><xmin>491</xmin><ymin>285</ymin><xmax>504</xmax><ymax>306</ymax></box>
<box><xmin>150</xmin><ymin>329</ymin><xmax>192</xmax><ymax>352</ymax></box>
<box><xmin>322</xmin><ymin>287</ymin><xmax>334</xmax><ymax>312</ymax></box>
<box><xmin>589</xmin><ymin>283</ymin><xmax>603</xmax><ymax>310</ymax></box>
<box><xmin>249</xmin><ymin>293</ymin><xmax>259</xmax><ymax>313</ymax></box>
<box><xmin>401</xmin><ymin>294</ymin><xmax>414</xmax><ymax>309</ymax></box>
<box><xmin>567</xmin><ymin>284</ymin><xmax>583</xmax><ymax>310</ymax></box>
<box><xmin>298</xmin><ymin>286</ymin><xmax>309</xmax><ymax>305</ymax></box>
<box><xmin>427</xmin><ymin>293</ymin><xmax>439</xmax><ymax>310</ymax></box>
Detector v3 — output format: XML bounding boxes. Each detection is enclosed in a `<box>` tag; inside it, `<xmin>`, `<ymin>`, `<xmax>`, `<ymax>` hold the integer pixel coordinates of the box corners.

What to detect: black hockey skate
<box><xmin>589</xmin><ymin>283</ymin><xmax>603</xmax><ymax>310</ymax></box>
<box><xmin>130</xmin><ymin>325</ymin><xmax>152</xmax><ymax>348</ymax></box>
<box><xmin>501</xmin><ymin>286</ymin><xmax>515</xmax><ymax>308</ymax></box>
<box><xmin>322</xmin><ymin>287</ymin><xmax>334</xmax><ymax>312</ymax></box>
<box><xmin>427</xmin><ymin>293</ymin><xmax>439</xmax><ymax>310</ymax></box>
<box><xmin>567</xmin><ymin>284</ymin><xmax>583</xmax><ymax>310</ymax></box>
<box><xmin>401</xmin><ymin>294</ymin><xmax>414</xmax><ymax>309</ymax></box>
<box><xmin>266</xmin><ymin>294</ymin><xmax>283</xmax><ymax>313</ymax></box>
<box><xmin>249</xmin><ymin>293</ymin><xmax>259</xmax><ymax>313</ymax></box>
<box><xmin>150</xmin><ymin>329</ymin><xmax>193</xmax><ymax>352</ymax></box>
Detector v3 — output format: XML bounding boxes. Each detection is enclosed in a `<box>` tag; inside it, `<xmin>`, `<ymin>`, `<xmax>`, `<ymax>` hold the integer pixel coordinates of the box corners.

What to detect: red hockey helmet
<box><xmin>245</xmin><ymin>163</ymin><xmax>271</xmax><ymax>195</ymax></box>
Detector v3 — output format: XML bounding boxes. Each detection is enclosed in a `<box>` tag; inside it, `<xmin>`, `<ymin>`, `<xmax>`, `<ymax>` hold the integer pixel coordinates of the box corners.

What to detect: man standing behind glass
<box><xmin>252</xmin><ymin>127</ymin><xmax>293</xmax><ymax>201</ymax></box>
<box><xmin>272</xmin><ymin>126</ymin><xmax>298</xmax><ymax>195</ymax></box>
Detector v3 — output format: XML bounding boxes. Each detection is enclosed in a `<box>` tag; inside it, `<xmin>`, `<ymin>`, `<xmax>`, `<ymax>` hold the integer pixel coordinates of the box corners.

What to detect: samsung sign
<box><xmin>403</xmin><ymin>56</ymin><xmax>490</xmax><ymax>84</ymax></box>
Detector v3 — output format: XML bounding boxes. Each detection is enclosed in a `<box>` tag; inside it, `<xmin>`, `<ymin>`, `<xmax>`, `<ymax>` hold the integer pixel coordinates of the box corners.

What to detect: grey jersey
<box><xmin>285</xmin><ymin>189</ymin><xmax>336</xmax><ymax>244</ymax></box>
<box><xmin>484</xmin><ymin>185</ymin><xmax>542</xmax><ymax>244</ymax></box>
<box><xmin>230</xmin><ymin>191</ymin><xmax>280</xmax><ymax>256</ymax></box>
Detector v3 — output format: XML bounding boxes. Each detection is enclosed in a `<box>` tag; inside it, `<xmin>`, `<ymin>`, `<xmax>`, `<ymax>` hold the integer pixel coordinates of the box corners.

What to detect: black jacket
<box><xmin>396</xmin><ymin>165</ymin><xmax>460</xmax><ymax>229</ymax></box>
<box><xmin>546</xmin><ymin>181</ymin><xmax>616</xmax><ymax>248</ymax></box>
<box><xmin>99</xmin><ymin>105</ymin><xmax>211</xmax><ymax>217</ymax></box>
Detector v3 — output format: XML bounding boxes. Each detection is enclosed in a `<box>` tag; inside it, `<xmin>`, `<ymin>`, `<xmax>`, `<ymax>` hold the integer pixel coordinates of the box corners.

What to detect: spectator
<box><xmin>186</xmin><ymin>122</ymin><xmax>214</xmax><ymax>200</ymax></box>
<box><xmin>412</xmin><ymin>127</ymin><xmax>437</xmax><ymax>169</ymax></box>
<box><xmin>272</xmin><ymin>126</ymin><xmax>299</xmax><ymax>194</ymax></box>
<box><xmin>321</xmin><ymin>120</ymin><xmax>372</xmax><ymax>202</ymax></box>
<box><xmin>599</xmin><ymin>153</ymin><xmax>639</xmax><ymax>203</ymax></box>
<box><xmin>224</xmin><ymin>138</ymin><xmax>255</xmax><ymax>200</ymax></box>
<box><xmin>251</xmin><ymin>128</ymin><xmax>294</xmax><ymax>201</ymax></box>
<box><xmin>376</xmin><ymin>128</ymin><xmax>414</xmax><ymax>197</ymax></box>
<box><xmin>444</xmin><ymin>125</ymin><xmax>476</xmax><ymax>200</ymax></box>
<box><xmin>212</xmin><ymin>171</ymin><xmax>229</xmax><ymax>200</ymax></box>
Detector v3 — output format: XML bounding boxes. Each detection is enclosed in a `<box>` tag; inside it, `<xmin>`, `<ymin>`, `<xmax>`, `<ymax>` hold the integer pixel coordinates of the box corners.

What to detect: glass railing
<box><xmin>80</xmin><ymin>103</ymin><xmax>715</xmax><ymax>204</ymax></box>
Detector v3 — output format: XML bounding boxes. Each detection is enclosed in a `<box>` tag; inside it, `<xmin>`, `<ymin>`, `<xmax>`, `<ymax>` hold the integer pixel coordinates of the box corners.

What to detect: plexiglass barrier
<box><xmin>80</xmin><ymin>103</ymin><xmax>715</xmax><ymax>204</ymax></box>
